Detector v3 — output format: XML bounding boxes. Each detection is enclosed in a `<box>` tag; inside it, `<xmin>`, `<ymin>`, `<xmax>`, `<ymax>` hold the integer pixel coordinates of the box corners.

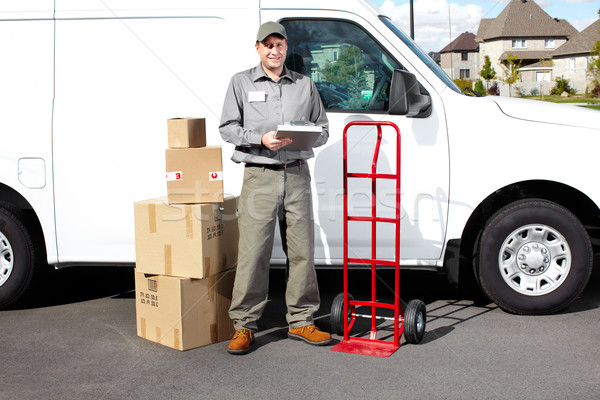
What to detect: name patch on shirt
<box><xmin>248</xmin><ymin>91</ymin><xmax>266</xmax><ymax>103</ymax></box>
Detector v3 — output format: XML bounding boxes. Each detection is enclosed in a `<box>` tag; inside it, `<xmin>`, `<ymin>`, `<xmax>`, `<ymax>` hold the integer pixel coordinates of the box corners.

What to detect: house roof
<box><xmin>553</xmin><ymin>19</ymin><xmax>600</xmax><ymax>57</ymax></box>
<box><xmin>428</xmin><ymin>51</ymin><xmax>441</xmax><ymax>64</ymax></box>
<box><xmin>520</xmin><ymin>59</ymin><xmax>553</xmax><ymax>69</ymax></box>
<box><xmin>499</xmin><ymin>50</ymin><xmax>555</xmax><ymax>61</ymax></box>
<box><xmin>439</xmin><ymin>32</ymin><xmax>479</xmax><ymax>53</ymax></box>
<box><xmin>475</xmin><ymin>0</ymin><xmax>578</xmax><ymax>42</ymax></box>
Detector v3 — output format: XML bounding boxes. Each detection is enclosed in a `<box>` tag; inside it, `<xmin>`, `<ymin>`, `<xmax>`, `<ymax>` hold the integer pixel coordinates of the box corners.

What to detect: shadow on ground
<box><xmin>260</xmin><ymin>267</ymin><xmax>478</xmax><ymax>341</ymax></box>
<box><xmin>9</xmin><ymin>263</ymin><xmax>600</xmax><ymax>332</ymax></box>
<box><xmin>9</xmin><ymin>265</ymin><xmax>135</xmax><ymax>310</ymax></box>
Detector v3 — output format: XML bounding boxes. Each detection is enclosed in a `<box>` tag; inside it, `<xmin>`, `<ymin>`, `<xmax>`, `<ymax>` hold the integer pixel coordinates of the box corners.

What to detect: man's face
<box><xmin>256</xmin><ymin>35</ymin><xmax>287</xmax><ymax>73</ymax></box>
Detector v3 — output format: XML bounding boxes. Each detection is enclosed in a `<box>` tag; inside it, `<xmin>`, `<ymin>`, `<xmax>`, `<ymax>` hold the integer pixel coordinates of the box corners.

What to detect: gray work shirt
<box><xmin>219</xmin><ymin>63</ymin><xmax>329</xmax><ymax>165</ymax></box>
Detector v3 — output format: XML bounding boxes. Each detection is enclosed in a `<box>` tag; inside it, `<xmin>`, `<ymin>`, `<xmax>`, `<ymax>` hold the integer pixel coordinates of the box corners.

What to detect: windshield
<box><xmin>379</xmin><ymin>16</ymin><xmax>460</xmax><ymax>93</ymax></box>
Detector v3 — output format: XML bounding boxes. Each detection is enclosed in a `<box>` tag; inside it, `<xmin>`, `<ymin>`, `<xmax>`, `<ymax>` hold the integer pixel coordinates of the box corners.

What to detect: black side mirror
<box><xmin>388</xmin><ymin>69</ymin><xmax>431</xmax><ymax>118</ymax></box>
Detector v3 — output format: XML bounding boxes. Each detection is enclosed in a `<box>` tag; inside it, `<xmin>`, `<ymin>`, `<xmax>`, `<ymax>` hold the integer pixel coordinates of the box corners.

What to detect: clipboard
<box><xmin>274</xmin><ymin>124</ymin><xmax>322</xmax><ymax>151</ymax></box>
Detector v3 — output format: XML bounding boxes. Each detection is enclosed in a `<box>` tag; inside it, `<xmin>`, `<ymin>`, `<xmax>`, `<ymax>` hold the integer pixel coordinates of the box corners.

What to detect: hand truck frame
<box><xmin>330</xmin><ymin>120</ymin><xmax>426</xmax><ymax>357</ymax></box>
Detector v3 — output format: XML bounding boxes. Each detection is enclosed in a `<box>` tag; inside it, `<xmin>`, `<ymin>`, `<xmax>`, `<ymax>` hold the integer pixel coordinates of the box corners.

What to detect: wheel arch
<box><xmin>459</xmin><ymin>180</ymin><xmax>600</xmax><ymax>274</ymax></box>
<box><xmin>0</xmin><ymin>182</ymin><xmax>35</xmax><ymax>210</ymax></box>
<box><xmin>0</xmin><ymin>183</ymin><xmax>47</xmax><ymax>260</ymax></box>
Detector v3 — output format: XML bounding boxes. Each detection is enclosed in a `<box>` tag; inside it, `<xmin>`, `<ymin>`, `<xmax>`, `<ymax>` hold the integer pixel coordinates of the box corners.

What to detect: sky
<box><xmin>374</xmin><ymin>0</ymin><xmax>600</xmax><ymax>53</ymax></box>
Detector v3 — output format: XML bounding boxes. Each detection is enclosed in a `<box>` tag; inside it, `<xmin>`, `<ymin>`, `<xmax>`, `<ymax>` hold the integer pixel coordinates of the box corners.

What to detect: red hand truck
<box><xmin>330</xmin><ymin>120</ymin><xmax>426</xmax><ymax>357</ymax></box>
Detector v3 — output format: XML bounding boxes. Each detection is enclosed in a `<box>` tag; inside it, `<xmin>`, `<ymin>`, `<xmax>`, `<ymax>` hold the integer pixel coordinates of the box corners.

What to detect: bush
<box><xmin>488</xmin><ymin>82</ymin><xmax>499</xmax><ymax>96</ymax></box>
<box><xmin>453</xmin><ymin>78</ymin><xmax>473</xmax><ymax>92</ymax></box>
<box><xmin>474</xmin><ymin>80</ymin><xmax>486</xmax><ymax>96</ymax></box>
<box><xmin>549</xmin><ymin>76</ymin><xmax>573</xmax><ymax>95</ymax></box>
<box><xmin>592</xmin><ymin>83</ymin><xmax>600</xmax><ymax>99</ymax></box>
<box><xmin>515</xmin><ymin>86</ymin><xmax>525</xmax><ymax>97</ymax></box>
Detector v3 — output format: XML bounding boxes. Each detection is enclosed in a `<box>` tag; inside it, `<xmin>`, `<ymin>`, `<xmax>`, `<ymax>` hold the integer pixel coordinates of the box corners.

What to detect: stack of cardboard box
<box><xmin>133</xmin><ymin>118</ymin><xmax>238</xmax><ymax>351</ymax></box>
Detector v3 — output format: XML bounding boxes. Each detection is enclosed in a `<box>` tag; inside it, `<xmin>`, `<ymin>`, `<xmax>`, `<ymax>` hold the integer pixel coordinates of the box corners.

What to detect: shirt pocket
<box><xmin>246</xmin><ymin>100</ymin><xmax>269</xmax><ymax>121</ymax></box>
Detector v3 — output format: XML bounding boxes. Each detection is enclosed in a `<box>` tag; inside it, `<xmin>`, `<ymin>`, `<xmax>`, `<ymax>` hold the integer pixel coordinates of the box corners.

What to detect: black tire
<box><xmin>0</xmin><ymin>203</ymin><xmax>40</xmax><ymax>308</ymax></box>
<box><xmin>404</xmin><ymin>299</ymin><xmax>426</xmax><ymax>344</ymax></box>
<box><xmin>476</xmin><ymin>199</ymin><xmax>592</xmax><ymax>315</ymax></box>
<box><xmin>330</xmin><ymin>292</ymin><xmax>353</xmax><ymax>335</ymax></box>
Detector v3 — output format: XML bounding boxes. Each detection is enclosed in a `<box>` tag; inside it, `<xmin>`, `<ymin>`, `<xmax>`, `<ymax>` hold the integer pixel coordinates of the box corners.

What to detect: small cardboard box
<box><xmin>167</xmin><ymin>118</ymin><xmax>206</xmax><ymax>148</ymax></box>
<box><xmin>166</xmin><ymin>146</ymin><xmax>224</xmax><ymax>204</ymax></box>
<box><xmin>134</xmin><ymin>196</ymin><xmax>238</xmax><ymax>279</ymax></box>
<box><xmin>135</xmin><ymin>268</ymin><xmax>236</xmax><ymax>351</ymax></box>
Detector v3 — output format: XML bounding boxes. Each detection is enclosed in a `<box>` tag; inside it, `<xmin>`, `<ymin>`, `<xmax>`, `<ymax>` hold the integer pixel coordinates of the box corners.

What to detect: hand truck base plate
<box><xmin>331</xmin><ymin>338</ymin><xmax>399</xmax><ymax>358</ymax></box>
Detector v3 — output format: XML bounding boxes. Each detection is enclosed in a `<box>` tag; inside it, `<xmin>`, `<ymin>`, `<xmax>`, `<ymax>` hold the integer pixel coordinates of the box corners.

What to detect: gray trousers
<box><xmin>229</xmin><ymin>162</ymin><xmax>320</xmax><ymax>332</ymax></box>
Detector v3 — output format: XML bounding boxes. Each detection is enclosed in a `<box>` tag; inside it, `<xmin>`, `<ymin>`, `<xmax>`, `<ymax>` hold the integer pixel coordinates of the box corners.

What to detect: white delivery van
<box><xmin>1</xmin><ymin>0</ymin><xmax>599</xmax><ymax>314</ymax></box>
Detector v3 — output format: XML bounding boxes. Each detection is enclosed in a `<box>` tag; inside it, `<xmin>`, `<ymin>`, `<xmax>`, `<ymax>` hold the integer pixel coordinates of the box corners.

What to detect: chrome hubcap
<box><xmin>499</xmin><ymin>224</ymin><xmax>571</xmax><ymax>296</ymax></box>
<box><xmin>516</xmin><ymin>242</ymin><xmax>551</xmax><ymax>276</ymax></box>
<box><xmin>0</xmin><ymin>231</ymin><xmax>14</xmax><ymax>287</ymax></box>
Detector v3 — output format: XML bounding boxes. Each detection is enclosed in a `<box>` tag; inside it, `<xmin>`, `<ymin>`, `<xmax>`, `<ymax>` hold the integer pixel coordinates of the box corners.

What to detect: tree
<box><xmin>321</xmin><ymin>45</ymin><xmax>371</xmax><ymax>109</ymax></box>
<box><xmin>321</xmin><ymin>46</ymin><xmax>364</xmax><ymax>88</ymax></box>
<box><xmin>479</xmin><ymin>55</ymin><xmax>496</xmax><ymax>91</ymax></box>
<box><xmin>539</xmin><ymin>58</ymin><xmax>554</xmax><ymax>100</ymax></box>
<box><xmin>474</xmin><ymin>80</ymin><xmax>486</xmax><ymax>96</ymax></box>
<box><xmin>590</xmin><ymin>40</ymin><xmax>600</xmax><ymax>82</ymax></box>
<box><xmin>340</xmin><ymin>73</ymin><xmax>370</xmax><ymax>109</ymax></box>
<box><xmin>587</xmin><ymin>9</ymin><xmax>600</xmax><ymax>96</ymax></box>
<box><xmin>501</xmin><ymin>53</ymin><xmax>522</xmax><ymax>97</ymax></box>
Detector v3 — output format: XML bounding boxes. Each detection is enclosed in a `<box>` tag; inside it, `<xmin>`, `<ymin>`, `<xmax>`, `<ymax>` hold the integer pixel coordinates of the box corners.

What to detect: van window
<box><xmin>281</xmin><ymin>19</ymin><xmax>402</xmax><ymax>113</ymax></box>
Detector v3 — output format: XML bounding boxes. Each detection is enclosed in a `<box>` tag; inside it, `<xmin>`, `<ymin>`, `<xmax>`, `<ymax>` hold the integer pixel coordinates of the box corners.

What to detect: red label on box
<box><xmin>209</xmin><ymin>171</ymin><xmax>223</xmax><ymax>181</ymax></box>
<box><xmin>166</xmin><ymin>171</ymin><xmax>183</xmax><ymax>181</ymax></box>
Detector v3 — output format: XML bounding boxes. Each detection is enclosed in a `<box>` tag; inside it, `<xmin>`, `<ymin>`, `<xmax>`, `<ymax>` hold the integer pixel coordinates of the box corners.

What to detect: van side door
<box><xmin>0</xmin><ymin>1</ymin><xmax>57</xmax><ymax>262</ymax></box>
<box><xmin>52</xmin><ymin>2</ymin><xmax>256</xmax><ymax>263</ymax></box>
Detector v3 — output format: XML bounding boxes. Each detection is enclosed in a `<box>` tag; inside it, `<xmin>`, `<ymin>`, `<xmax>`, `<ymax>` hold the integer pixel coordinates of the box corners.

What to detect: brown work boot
<box><xmin>227</xmin><ymin>329</ymin><xmax>255</xmax><ymax>355</ymax></box>
<box><xmin>288</xmin><ymin>324</ymin><xmax>332</xmax><ymax>345</ymax></box>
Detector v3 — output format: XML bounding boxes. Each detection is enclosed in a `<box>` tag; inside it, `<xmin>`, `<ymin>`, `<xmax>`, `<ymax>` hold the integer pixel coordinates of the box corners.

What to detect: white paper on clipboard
<box><xmin>274</xmin><ymin>124</ymin><xmax>322</xmax><ymax>151</ymax></box>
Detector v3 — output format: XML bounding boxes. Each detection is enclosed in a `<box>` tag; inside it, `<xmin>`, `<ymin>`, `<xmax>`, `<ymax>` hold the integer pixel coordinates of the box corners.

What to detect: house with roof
<box><xmin>475</xmin><ymin>0</ymin><xmax>578</xmax><ymax>95</ymax></box>
<box><xmin>439</xmin><ymin>32</ymin><xmax>480</xmax><ymax>81</ymax></box>
<box><xmin>552</xmin><ymin>19</ymin><xmax>600</xmax><ymax>94</ymax></box>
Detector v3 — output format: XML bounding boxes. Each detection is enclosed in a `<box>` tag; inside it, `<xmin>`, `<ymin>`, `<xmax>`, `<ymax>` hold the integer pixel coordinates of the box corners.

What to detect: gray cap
<box><xmin>256</xmin><ymin>21</ymin><xmax>287</xmax><ymax>42</ymax></box>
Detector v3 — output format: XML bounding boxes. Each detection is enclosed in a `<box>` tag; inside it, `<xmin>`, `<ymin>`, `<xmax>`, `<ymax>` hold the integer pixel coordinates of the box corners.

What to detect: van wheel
<box><xmin>476</xmin><ymin>199</ymin><xmax>592</xmax><ymax>315</ymax></box>
<box><xmin>0</xmin><ymin>203</ymin><xmax>39</xmax><ymax>308</ymax></box>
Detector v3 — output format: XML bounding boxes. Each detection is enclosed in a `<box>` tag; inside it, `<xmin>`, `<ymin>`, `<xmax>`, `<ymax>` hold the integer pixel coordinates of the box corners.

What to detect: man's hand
<box><xmin>262</xmin><ymin>131</ymin><xmax>292</xmax><ymax>151</ymax></box>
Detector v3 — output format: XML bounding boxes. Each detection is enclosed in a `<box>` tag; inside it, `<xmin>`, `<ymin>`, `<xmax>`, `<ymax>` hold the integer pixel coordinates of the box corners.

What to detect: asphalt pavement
<box><xmin>1</xmin><ymin>264</ymin><xmax>599</xmax><ymax>400</ymax></box>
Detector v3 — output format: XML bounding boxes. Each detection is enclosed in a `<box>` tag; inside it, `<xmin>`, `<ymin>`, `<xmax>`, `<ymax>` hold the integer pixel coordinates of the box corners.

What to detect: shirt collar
<box><xmin>252</xmin><ymin>62</ymin><xmax>295</xmax><ymax>83</ymax></box>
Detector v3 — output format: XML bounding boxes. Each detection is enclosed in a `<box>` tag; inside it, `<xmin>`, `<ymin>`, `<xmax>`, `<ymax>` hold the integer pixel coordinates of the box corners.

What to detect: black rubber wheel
<box><xmin>330</xmin><ymin>292</ymin><xmax>354</xmax><ymax>335</ymax></box>
<box><xmin>476</xmin><ymin>199</ymin><xmax>592</xmax><ymax>315</ymax></box>
<box><xmin>404</xmin><ymin>299</ymin><xmax>426</xmax><ymax>344</ymax></box>
<box><xmin>0</xmin><ymin>203</ymin><xmax>40</xmax><ymax>308</ymax></box>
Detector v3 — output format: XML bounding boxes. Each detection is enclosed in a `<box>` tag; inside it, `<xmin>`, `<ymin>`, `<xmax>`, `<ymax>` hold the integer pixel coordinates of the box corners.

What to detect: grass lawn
<box><xmin>522</xmin><ymin>95</ymin><xmax>600</xmax><ymax>104</ymax></box>
<box><xmin>584</xmin><ymin>105</ymin><xmax>600</xmax><ymax>111</ymax></box>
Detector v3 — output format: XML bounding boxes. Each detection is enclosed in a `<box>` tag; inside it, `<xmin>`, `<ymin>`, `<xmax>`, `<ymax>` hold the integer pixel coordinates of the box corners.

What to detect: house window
<box><xmin>512</xmin><ymin>39</ymin><xmax>526</xmax><ymax>49</ymax></box>
<box><xmin>461</xmin><ymin>52</ymin><xmax>468</xmax><ymax>61</ymax></box>
<box><xmin>570</xmin><ymin>58</ymin><xmax>576</xmax><ymax>74</ymax></box>
<box><xmin>545</xmin><ymin>39</ymin><xmax>554</xmax><ymax>48</ymax></box>
<box><xmin>536</xmin><ymin>71</ymin><xmax>551</xmax><ymax>83</ymax></box>
<box><xmin>460</xmin><ymin>69</ymin><xmax>470</xmax><ymax>79</ymax></box>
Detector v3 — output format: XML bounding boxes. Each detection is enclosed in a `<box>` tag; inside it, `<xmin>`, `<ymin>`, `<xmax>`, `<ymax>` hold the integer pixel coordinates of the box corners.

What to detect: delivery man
<box><xmin>219</xmin><ymin>21</ymin><xmax>331</xmax><ymax>355</ymax></box>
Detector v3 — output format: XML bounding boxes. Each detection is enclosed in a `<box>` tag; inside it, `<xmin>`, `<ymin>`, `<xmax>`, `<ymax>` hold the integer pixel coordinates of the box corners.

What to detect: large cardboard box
<box><xmin>134</xmin><ymin>196</ymin><xmax>238</xmax><ymax>279</ymax></box>
<box><xmin>166</xmin><ymin>146</ymin><xmax>224</xmax><ymax>204</ymax></box>
<box><xmin>135</xmin><ymin>268</ymin><xmax>236</xmax><ymax>351</ymax></box>
<box><xmin>167</xmin><ymin>118</ymin><xmax>206</xmax><ymax>148</ymax></box>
